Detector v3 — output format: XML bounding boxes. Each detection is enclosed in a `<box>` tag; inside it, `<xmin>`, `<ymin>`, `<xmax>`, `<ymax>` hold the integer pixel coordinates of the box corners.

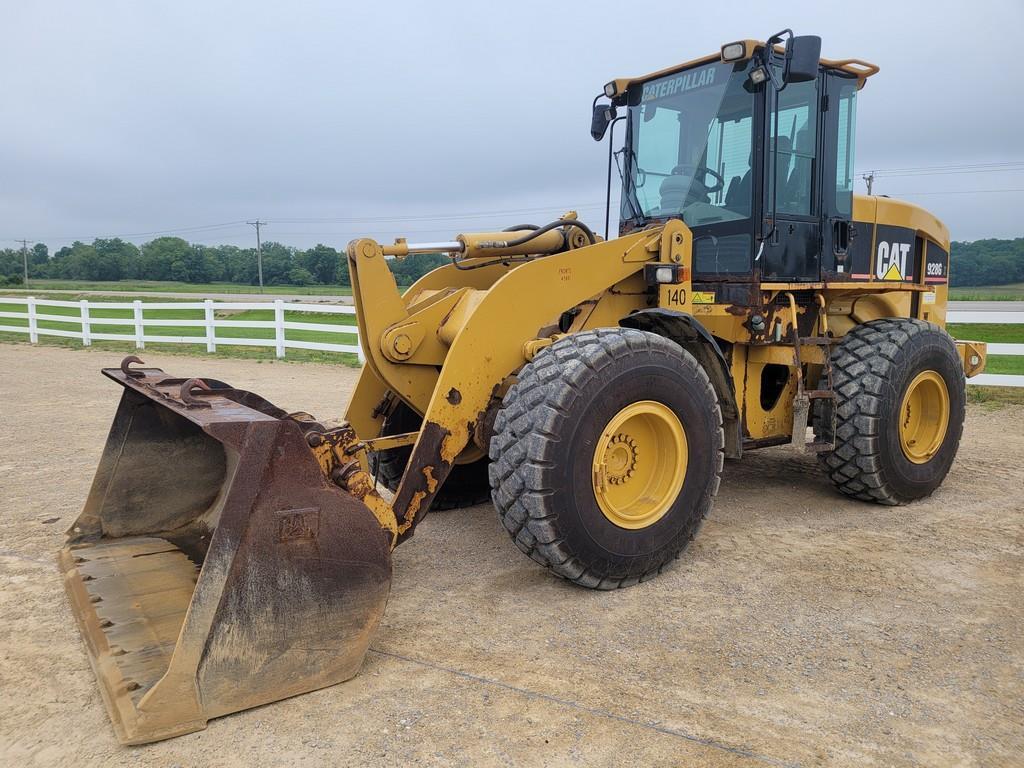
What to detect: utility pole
<box><xmin>862</xmin><ymin>171</ymin><xmax>875</xmax><ymax>195</ymax></box>
<box><xmin>247</xmin><ymin>220</ymin><xmax>266</xmax><ymax>292</ymax></box>
<box><xmin>16</xmin><ymin>239</ymin><xmax>29</xmax><ymax>287</ymax></box>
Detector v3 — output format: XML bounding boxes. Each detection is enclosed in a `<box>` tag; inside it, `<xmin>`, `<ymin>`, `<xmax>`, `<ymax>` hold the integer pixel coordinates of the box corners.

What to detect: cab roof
<box><xmin>604</xmin><ymin>39</ymin><xmax>879</xmax><ymax>99</ymax></box>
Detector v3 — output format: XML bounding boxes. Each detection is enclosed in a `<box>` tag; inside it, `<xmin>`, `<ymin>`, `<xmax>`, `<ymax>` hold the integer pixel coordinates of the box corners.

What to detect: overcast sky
<box><xmin>3</xmin><ymin>0</ymin><xmax>1022</xmax><ymax>253</ymax></box>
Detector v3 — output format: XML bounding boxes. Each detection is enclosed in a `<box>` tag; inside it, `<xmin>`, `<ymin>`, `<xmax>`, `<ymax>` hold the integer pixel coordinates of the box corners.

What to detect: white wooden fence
<box><xmin>0</xmin><ymin>298</ymin><xmax>1020</xmax><ymax>384</ymax></box>
<box><xmin>945</xmin><ymin>309</ymin><xmax>1024</xmax><ymax>388</ymax></box>
<box><xmin>0</xmin><ymin>297</ymin><xmax>362</xmax><ymax>361</ymax></box>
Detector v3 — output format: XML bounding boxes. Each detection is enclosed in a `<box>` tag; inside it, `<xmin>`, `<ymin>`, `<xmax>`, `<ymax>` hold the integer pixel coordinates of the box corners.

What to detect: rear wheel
<box><xmin>369</xmin><ymin>401</ymin><xmax>491</xmax><ymax>510</ymax></box>
<box><xmin>816</xmin><ymin>318</ymin><xmax>966</xmax><ymax>504</ymax></box>
<box><xmin>488</xmin><ymin>328</ymin><xmax>724</xmax><ymax>589</ymax></box>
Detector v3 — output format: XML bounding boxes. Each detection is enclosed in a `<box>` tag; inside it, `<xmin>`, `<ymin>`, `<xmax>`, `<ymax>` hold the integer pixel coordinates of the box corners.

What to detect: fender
<box><xmin>620</xmin><ymin>308</ymin><xmax>741</xmax><ymax>458</ymax></box>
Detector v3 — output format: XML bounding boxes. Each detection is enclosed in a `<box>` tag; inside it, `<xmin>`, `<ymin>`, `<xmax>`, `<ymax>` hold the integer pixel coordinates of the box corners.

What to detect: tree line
<box><xmin>0</xmin><ymin>237</ymin><xmax>447</xmax><ymax>288</ymax></box>
<box><xmin>0</xmin><ymin>235</ymin><xmax>1021</xmax><ymax>288</ymax></box>
<box><xmin>948</xmin><ymin>237</ymin><xmax>1024</xmax><ymax>288</ymax></box>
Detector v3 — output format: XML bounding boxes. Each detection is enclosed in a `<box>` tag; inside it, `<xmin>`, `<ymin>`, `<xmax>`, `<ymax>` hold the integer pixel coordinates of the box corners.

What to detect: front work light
<box><xmin>604</xmin><ymin>81</ymin><xmax>617</xmax><ymax>98</ymax></box>
<box><xmin>721</xmin><ymin>42</ymin><xmax>746</xmax><ymax>61</ymax></box>
<box><xmin>749</xmin><ymin>65</ymin><xmax>769</xmax><ymax>85</ymax></box>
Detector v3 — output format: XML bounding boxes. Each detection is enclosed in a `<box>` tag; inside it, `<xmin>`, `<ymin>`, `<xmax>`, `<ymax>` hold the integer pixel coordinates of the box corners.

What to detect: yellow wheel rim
<box><xmin>898</xmin><ymin>370</ymin><xmax>950</xmax><ymax>464</ymax></box>
<box><xmin>592</xmin><ymin>401</ymin><xmax>687</xmax><ymax>529</ymax></box>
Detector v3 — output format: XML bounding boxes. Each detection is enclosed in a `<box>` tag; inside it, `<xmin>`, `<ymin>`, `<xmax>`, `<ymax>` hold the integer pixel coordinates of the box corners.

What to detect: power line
<box><xmin>881</xmin><ymin>188</ymin><xmax>1024</xmax><ymax>196</ymax></box>
<box><xmin>7</xmin><ymin>202</ymin><xmax>612</xmax><ymax>244</ymax></box>
<box><xmin>855</xmin><ymin>161</ymin><xmax>1024</xmax><ymax>179</ymax></box>
<box><xmin>8</xmin><ymin>221</ymin><xmax>251</xmax><ymax>244</ymax></box>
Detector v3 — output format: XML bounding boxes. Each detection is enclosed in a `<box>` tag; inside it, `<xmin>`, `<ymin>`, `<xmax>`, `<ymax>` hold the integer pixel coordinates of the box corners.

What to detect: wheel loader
<box><xmin>60</xmin><ymin>30</ymin><xmax>988</xmax><ymax>744</ymax></box>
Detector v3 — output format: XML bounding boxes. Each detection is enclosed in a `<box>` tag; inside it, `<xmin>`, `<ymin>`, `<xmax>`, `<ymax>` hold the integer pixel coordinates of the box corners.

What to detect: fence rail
<box><xmin>0</xmin><ymin>297</ymin><xmax>362</xmax><ymax>361</ymax></box>
<box><xmin>0</xmin><ymin>298</ymin><xmax>1020</xmax><ymax>384</ymax></box>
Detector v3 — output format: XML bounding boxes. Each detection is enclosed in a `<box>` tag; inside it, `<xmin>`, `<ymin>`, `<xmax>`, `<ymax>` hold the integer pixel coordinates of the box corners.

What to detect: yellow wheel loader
<box><xmin>60</xmin><ymin>29</ymin><xmax>988</xmax><ymax>743</ymax></box>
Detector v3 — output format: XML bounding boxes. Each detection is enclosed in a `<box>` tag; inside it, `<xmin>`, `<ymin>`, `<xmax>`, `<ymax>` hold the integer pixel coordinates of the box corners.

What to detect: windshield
<box><xmin>622</xmin><ymin>60</ymin><xmax>755</xmax><ymax>227</ymax></box>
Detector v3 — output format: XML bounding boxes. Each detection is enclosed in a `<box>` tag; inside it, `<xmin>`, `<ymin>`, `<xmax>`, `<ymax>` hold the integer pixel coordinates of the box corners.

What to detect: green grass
<box><xmin>948</xmin><ymin>323</ymin><xmax>1024</xmax><ymax>376</ymax></box>
<box><xmin>947</xmin><ymin>323</ymin><xmax>1024</xmax><ymax>343</ymax></box>
<box><xmin>7</xmin><ymin>279</ymin><xmax>353</xmax><ymax>296</ymax></box>
<box><xmin>949</xmin><ymin>283</ymin><xmax>1024</xmax><ymax>301</ymax></box>
<box><xmin>0</xmin><ymin>297</ymin><xmax>360</xmax><ymax>366</ymax></box>
<box><xmin>967</xmin><ymin>385</ymin><xmax>1024</xmax><ymax>407</ymax></box>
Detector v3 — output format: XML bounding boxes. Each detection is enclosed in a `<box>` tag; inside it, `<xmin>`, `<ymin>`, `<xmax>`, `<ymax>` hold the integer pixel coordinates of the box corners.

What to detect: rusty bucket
<box><xmin>59</xmin><ymin>361</ymin><xmax>392</xmax><ymax>744</ymax></box>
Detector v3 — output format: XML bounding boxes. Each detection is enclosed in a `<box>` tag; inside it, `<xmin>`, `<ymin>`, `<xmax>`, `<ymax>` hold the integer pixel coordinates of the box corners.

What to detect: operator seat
<box><xmin>725</xmin><ymin>151</ymin><xmax>753</xmax><ymax>216</ymax></box>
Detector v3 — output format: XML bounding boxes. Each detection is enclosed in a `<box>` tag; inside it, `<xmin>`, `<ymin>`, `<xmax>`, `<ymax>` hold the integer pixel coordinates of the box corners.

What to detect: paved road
<box><xmin>949</xmin><ymin>300</ymin><xmax>1023</xmax><ymax>312</ymax></box>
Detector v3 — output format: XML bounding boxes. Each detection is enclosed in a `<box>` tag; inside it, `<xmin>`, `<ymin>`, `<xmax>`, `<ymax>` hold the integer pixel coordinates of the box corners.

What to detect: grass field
<box><xmin>947</xmin><ymin>323</ymin><xmax>1024</xmax><ymax>375</ymax></box>
<box><xmin>0</xmin><ymin>295</ymin><xmax>359</xmax><ymax>365</ymax></box>
<box><xmin>6</xmin><ymin>279</ymin><xmax>353</xmax><ymax>295</ymax></box>
<box><xmin>949</xmin><ymin>283</ymin><xmax>1024</xmax><ymax>301</ymax></box>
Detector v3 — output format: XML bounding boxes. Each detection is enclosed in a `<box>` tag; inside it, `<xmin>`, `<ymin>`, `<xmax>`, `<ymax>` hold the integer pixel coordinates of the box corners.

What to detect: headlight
<box><xmin>644</xmin><ymin>263</ymin><xmax>689</xmax><ymax>285</ymax></box>
<box><xmin>749</xmin><ymin>66</ymin><xmax>769</xmax><ymax>85</ymax></box>
<box><xmin>603</xmin><ymin>81</ymin><xmax>617</xmax><ymax>98</ymax></box>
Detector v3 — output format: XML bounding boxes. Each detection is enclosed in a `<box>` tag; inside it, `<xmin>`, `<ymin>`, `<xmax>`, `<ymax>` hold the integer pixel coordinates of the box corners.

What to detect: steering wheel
<box><xmin>669</xmin><ymin>164</ymin><xmax>725</xmax><ymax>195</ymax></box>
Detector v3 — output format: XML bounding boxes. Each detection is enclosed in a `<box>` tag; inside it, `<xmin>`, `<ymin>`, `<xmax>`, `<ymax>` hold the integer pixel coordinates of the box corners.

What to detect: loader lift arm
<box><xmin>340</xmin><ymin>220</ymin><xmax>688</xmax><ymax>542</ymax></box>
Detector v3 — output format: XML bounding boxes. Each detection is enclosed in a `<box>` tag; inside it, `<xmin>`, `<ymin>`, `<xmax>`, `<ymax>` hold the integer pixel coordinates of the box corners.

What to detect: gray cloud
<box><xmin>2</xmin><ymin>0</ymin><xmax>1022</xmax><ymax>251</ymax></box>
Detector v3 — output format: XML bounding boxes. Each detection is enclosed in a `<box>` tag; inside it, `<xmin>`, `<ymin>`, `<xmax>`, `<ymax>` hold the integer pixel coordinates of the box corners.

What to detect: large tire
<box><xmin>488</xmin><ymin>328</ymin><xmax>724</xmax><ymax>589</ymax></box>
<box><xmin>369</xmin><ymin>402</ymin><xmax>491</xmax><ymax>511</ymax></box>
<box><xmin>816</xmin><ymin>318</ymin><xmax>966</xmax><ymax>505</ymax></box>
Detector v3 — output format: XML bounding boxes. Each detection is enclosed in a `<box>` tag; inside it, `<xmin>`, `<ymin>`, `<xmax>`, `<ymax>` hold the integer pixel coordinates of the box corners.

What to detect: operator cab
<box><xmin>593</xmin><ymin>32</ymin><xmax>876</xmax><ymax>283</ymax></box>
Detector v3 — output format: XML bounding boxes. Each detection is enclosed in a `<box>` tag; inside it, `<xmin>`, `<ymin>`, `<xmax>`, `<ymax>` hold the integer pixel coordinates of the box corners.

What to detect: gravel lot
<box><xmin>1</xmin><ymin>343</ymin><xmax>1021</xmax><ymax>767</ymax></box>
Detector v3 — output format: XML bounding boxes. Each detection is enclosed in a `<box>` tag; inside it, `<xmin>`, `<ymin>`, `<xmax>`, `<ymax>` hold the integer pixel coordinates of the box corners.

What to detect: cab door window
<box><xmin>768</xmin><ymin>77</ymin><xmax>819</xmax><ymax>217</ymax></box>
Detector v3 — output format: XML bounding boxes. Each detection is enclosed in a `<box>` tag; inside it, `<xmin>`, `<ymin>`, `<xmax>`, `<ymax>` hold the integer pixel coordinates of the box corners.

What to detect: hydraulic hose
<box><xmin>497</xmin><ymin>218</ymin><xmax>597</xmax><ymax>249</ymax></box>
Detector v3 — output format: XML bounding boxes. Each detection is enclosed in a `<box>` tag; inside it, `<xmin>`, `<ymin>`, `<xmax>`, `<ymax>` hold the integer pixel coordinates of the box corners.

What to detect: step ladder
<box><xmin>782</xmin><ymin>294</ymin><xmax>836</xmax><ymax>453</ymax></box>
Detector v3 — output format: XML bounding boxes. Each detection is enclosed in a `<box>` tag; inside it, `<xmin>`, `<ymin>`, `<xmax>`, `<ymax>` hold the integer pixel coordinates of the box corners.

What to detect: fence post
<box><xmin>355</xmin><ymin>326</ymin><xmax>365</xmax><ymax>364</ymax></box>
<box><xmin>204</xmin><ymin>299</ymin><xmax>216</xmax><ymax>353</ymax></box>
<box><xmin>27</xmin><ymin>296</ymin><xmax>38</xmax><ymax>344</ymax></box>
<box><xmin>133</xmin><ymin>300</ymin><xmax>145</xmax><ymax>349</ymax></box>
<box><xmin>80</xmin><ymin>299</ymin><xmax>91</xmax><ymax>347</ymax></box>
<box><xmin>274</xmin><ymin>300</ymin><xmax>285</xmax><ymax>358</ymax></box>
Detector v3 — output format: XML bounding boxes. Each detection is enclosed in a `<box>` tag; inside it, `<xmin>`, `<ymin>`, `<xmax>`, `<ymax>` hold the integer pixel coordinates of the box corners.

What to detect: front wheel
<box><xmin>816</xmin><ymin>318</ymin><xmax>966</xmax><ymax>505</ymax></box>
<box><xmin>488</xmin><ymin>329</ymin><xmax>724</xmax><ymax>589</ymax></box>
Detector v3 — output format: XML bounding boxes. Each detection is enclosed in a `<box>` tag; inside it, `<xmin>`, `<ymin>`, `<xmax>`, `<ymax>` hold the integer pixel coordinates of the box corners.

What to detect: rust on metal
<box><xmin>179</xmin><ymin>378</ymin><xmax>213</xmax><ymax>408</ymax></box>
<box><xmin>120</xmin><ymin>355</ymin><xmax>147</xmax><ymax>378</ymax></box>
<box><xmin>60</xmin><ymin>364</ymin><xmax>393</xmax><ymax>745</ymax></box>
<box><xmin>392</xmin><ymin>421</ymin><xmax>454</xmax><ymax>542</ymax></box>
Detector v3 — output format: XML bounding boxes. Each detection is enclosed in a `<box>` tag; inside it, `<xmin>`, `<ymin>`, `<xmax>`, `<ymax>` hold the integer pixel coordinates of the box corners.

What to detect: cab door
<box><xmin>820</xmin><ymin>71</ymin><xmax>859</xmax><ymax>276</ymax></box>
<box><xmin>760</xmin><ymin>74</ymin><xmax>822</xmax><ymax>281</ymax></box>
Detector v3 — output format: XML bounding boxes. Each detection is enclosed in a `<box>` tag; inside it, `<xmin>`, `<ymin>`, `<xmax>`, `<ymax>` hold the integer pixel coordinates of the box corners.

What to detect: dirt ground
<box><xmin>1</xmin><ymin>343</ymin><xmax>1021</xmax><ymax>767</ymax></box>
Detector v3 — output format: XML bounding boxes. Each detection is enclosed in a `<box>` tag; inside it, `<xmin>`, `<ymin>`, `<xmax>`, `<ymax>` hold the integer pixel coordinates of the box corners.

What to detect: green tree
<box><xmin>258</xmin><ymin>242</ymin><xmax>297</xmax><ymax>285</ymax></box>
<box><xmin>139</xmin><ymin>237</ymin><xmax>191</xmax><ymax>281</ymax></box>
<box><xmin>388</xmin><ymin>252</ymin><xmax>447</xmax><ymax>285</ymax></box>
<box><xmin>287</xmin><ymin>266</ymin><xmax>316</xmax><ymax>285</ymax></box>
<box><xmin>93</xmin><ymin>238</ymin><xmax>140</xmax><ymax>280</ymax></box>
<box><xmin>298</xmin><ymin>244</ymin><xmax>340</xmax><ymax>284</ymax></box>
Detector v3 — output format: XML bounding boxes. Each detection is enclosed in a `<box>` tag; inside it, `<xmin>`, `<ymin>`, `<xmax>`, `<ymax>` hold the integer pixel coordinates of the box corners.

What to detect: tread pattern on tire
<box><xmin>488</xmin><ymin>328</ymin><xmax>724</xmax><ymax>589</ymax></box>
<box><xmin>817</xmin><ymin>317</ymin><xmax>965</xmax><ymax>505</ymax></box>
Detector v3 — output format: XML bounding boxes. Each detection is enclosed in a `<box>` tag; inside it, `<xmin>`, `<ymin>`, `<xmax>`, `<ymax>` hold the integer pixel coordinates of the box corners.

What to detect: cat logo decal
<box><xmin>876</xmin><ymin>241</ymin><xmax>911</xmax><ymax>281</ymax></box>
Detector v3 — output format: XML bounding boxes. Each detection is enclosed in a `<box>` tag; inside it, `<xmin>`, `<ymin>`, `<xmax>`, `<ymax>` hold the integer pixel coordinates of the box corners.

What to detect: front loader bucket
<box><xmin>59</xmin><ymin>363</ymin><xmax>392</xmax><ymax>744</ymax></box>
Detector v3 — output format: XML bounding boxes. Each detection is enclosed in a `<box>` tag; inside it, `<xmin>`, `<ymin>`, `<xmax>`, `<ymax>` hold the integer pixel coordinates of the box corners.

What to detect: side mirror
<box><xmin>590</xmin><ymin>102</ymin><xmax>617</xmax><ymax>141</ymax></box>
<box><xmin>785</xmin><ymin>35</ymin><xmax>821</xmax><ymax>83</ymax></box>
